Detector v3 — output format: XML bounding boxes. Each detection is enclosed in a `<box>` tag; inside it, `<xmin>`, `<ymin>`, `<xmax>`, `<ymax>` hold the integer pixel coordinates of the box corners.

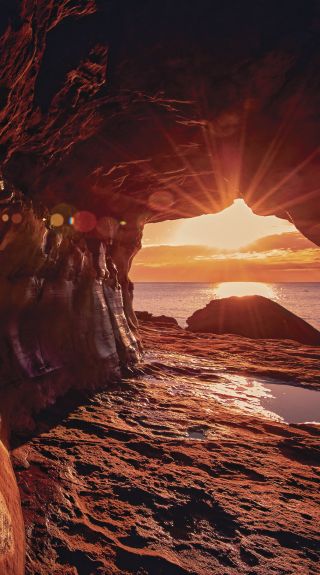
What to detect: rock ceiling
<box><xmin>1</xmin><ymin>0</ymin><xmax>320</xmax><ymax>243</ymax></box>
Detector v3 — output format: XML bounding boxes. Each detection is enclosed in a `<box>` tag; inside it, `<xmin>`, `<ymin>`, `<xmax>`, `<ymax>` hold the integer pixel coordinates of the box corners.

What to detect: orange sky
<box><xmin>131</xmin><ymin>201</ymin><xmax>320</xmax><ymax>282</ymax></box>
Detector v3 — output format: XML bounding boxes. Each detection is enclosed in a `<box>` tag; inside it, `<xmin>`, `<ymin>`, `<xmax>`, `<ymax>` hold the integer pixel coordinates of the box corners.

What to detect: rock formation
<box><xmin>0</xmin><ymin>197</ymin><xmax>141</xmax><ymax>573</ymax></box>
<box><xmin>186</xmin><ymin>295</ymin><xmax>320</xmax><ymax>345</ymax></box>
<box><xmin>136</xmin><ymin>311</ymin><xmax>179</xmax><ymax>327</ymax></box>
<box><xmin>0</xmin><ymin>1</ymin><xmax>320</xmax><ymax>572</ymax></box>
<box><xmin>12</xmin><ymin>317</ymin><xmax>320</xmax><ymax>575</ymax></box>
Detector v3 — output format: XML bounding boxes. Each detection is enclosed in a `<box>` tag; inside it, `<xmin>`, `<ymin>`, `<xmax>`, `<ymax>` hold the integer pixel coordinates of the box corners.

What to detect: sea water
<box><xmin>134</xmin><ymin>282</ymin><xmax>320</xmax><ymax>422</ymax></box>
<box><xmin>133</xmin><ymin>282</ymin><xmax>320</xmax><ymax>330</ymax></box>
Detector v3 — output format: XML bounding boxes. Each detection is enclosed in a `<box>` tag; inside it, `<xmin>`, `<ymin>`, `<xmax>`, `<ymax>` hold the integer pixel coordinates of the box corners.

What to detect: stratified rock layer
<box><xmin>13</xmin><ymin>322</ymin><xmax>320</xmax><ymax>575</ymax></box>
<box><xmin>0</xmin><ymin>202</ymin><xmax>141</xmax><ymax>573</ymax></box>
<box><xmin>187</xmin><ymin>295</ymin><xmax>320</xmax><ymax>346</ymax></box>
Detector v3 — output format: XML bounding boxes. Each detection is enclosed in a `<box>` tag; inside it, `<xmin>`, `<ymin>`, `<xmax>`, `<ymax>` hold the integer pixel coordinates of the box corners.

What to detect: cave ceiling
<box><xmin>0</xmin><ymin>0</ymin><xmax>320</xmax><ymax>243</ymax></box>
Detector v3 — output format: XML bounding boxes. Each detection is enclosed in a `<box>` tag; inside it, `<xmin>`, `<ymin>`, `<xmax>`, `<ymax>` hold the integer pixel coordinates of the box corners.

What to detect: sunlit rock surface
<box><xmin>140</xmin><ymin>317</ymin><xmax>320</xmax><ymax>389</ymax></box>
<box><xmin>12</xmin><ymin>319</ymin><xmax>320</xmax><ymax>575</ymax></box>
<box><xmin>186</xmin><ymin>295</ymin><xmax>320</xmax><ymax>346</ymax></box>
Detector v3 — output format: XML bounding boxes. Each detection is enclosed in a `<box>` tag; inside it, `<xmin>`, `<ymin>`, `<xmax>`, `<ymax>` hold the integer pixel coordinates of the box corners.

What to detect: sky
<box><xmin>131</xmin><ymin>200</ymin><xmax>320</xmax><ymax>282</ymax></box>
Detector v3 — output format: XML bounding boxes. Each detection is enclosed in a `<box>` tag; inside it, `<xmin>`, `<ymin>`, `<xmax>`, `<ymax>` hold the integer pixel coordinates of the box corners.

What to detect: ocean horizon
<box><xmin>133</xmin><ymin>281</ymin><xmax>320</xmax><ymax>330</ymax></box>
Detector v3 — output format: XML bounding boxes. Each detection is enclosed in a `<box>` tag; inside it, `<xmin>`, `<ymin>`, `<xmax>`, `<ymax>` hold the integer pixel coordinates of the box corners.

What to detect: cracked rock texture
<box><xmin>13</xmin><ymin>320</ymin><xmax>320</xmax><ymax>575</ymax></box>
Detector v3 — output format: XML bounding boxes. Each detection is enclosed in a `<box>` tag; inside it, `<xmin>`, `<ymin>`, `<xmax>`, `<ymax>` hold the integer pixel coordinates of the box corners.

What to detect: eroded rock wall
<box><xmin>0</xmin><ymin>440</ymin><xmax>25</xmax><ymax>575</ymax></box>
<box><xmin>0</xmin><ymin>196</ymin><xmax>141</xmax><ymax>438</ymax></box>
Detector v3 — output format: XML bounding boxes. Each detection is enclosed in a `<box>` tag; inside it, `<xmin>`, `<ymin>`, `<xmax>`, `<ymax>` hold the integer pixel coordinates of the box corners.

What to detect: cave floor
<box><xmin>13</xmin><ymin>323</ymin><xmax>320</xmax><ymax>575</ymax></box>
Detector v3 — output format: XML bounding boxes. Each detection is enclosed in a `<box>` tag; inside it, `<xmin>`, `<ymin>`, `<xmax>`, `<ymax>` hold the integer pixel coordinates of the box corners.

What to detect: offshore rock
<box><xmin>136</xmin><ymin>310</ymin><xmax>179</xmax><ymax>327</ymax></box>
<box><xmin>187</xmin><ymin>295</ymin><xmax>320</xmax><ymax>346</ymax></box>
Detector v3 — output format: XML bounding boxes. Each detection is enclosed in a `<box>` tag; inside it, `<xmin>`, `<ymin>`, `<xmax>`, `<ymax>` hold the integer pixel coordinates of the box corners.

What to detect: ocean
<box><xmin>133</xmin><ymin>282</ymin><xmax>320</xmax><ymax>331</ymax></box>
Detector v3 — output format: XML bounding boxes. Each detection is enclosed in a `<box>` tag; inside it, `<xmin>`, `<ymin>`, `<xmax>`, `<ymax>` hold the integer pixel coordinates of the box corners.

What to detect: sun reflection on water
<box><xmin>213</xmin><ymin>281</ymin><xmax>277</xmax><ymax>300</ymax></box>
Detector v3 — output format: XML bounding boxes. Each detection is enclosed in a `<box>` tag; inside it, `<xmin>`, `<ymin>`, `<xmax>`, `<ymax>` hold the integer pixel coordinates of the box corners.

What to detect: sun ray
<box><xmin>149</xmin><ymin>109</ymin><xmax>221</xmax><ymax>214</ymax></box>
<box><xmin>246</xmin><ymin>86</ymin><xmax>307</xmax><ymax>203</ymax></box>
<box><xmin>254</xmin><ymin>146</ymin><xmax>320</xmax><ymax>211</ymax></box>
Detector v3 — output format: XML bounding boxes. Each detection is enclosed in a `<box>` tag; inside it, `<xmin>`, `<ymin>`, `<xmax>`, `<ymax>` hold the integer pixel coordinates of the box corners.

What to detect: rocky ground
<box><xmin>12</xmin><ymin>319</ymin><xmax>320</xmax><ymax>575</ymax></box>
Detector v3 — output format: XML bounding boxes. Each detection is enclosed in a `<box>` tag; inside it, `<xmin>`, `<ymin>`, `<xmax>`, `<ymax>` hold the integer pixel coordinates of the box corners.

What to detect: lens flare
<box><xmin>73</xmin><ymin>211</ymin><xmax>97</xmax><ymax>233</ymax></box>
<box><xmin>50</xmin><ymin>213</ymin><xmax>64</xmax><ymax>227</ymax></box>
<box><xmin>12</xmin><ymin>213</ymin><xmax>23</xmax><ymax>224</ymax></box>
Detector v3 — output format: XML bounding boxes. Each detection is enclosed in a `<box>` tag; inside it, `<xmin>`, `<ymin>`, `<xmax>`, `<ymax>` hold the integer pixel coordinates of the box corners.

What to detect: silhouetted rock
<box><xmin>187</xmin><ymin>295</ymin><xmax>320</xmax><ymax>346</ymax></box>
<box><xmin>136</xmin><ymin>310</ymin><xmax>179</xmax><ymax>327</ymax></box>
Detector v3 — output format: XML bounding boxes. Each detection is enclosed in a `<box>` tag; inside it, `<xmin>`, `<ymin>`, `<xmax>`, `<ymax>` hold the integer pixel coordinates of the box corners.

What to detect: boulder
<box><xmin>135</xmin><ymin>311</ymin><xmax>179</xmax><ymax>327</ymax></box>
<box><xmin>186</xmin><ymin>295</ymin><xmax>320</xmax><ymax>346</ymax></box>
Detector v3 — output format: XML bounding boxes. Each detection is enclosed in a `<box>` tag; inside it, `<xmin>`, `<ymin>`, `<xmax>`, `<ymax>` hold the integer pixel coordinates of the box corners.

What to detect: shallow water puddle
<box><xmin>260</xmin><ymin>383</ymin><xmax>320</xmax><ymax>424</ymax></box>
<box><xmin>187</xmin><ymin>428</ymin><xmax>207</xmax><ymax>440</ymax></box>
<box><xmin>145</xmin><ymin>351</ymin><xmax>320</xmax><ymax>424</ymax></box>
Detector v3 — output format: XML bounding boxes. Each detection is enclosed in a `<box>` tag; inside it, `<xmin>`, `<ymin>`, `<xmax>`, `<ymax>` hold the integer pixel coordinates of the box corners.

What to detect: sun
<box><xmin>214</xmin><ymin>282</ymin><xmax>276</xmax><ymax>299</ymax></box>
<box><xmin>143</xmin><ymin>199</ymin><xmax>295</xmax><ymax>250</ymax></box>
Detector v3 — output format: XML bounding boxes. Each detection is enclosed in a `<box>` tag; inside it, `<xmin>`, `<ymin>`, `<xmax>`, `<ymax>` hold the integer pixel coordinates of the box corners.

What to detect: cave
<box><xmin>0</xmin><ymin>2</ymin><xmax>320</xmax><ymax>574</ymax></box>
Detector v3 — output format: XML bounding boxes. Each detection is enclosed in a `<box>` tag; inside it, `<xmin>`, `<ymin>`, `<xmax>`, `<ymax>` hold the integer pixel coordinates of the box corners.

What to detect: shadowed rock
<box><xmin>136</xmin><ymin>311</ymin><xmax>179</xmax><ymax>327</ymax></box>
<box><xmin>187</xmin><ymin>295</ymin><xmax>320</xmax><ymax>346</ymax></box>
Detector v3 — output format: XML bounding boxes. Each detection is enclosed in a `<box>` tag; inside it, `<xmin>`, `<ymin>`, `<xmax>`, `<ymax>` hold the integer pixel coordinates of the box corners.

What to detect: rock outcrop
<box><xmin>0</xmin><ymin>199</ymin><xmax>141</xmax><ymax>573</ymax></box>
<box><xmin>187</xmin><ymin>295</ymin><xmax>320</xmax><ymax>346</ymax></box>
<box><xmin>0</xmin><ymin>202</ymin><xmax>141</xmax><ymax>435</ymax></box>
<box><xmin>136</xmin><ymin>310</ymin><xmax>179</xmax><ymax>327</ymax></box>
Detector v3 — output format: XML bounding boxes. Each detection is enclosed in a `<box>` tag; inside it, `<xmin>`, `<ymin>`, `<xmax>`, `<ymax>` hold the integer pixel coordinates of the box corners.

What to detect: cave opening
<box><xmin>131</xmin><ymin>198</ymin><xmax>320</xmax><ymax>330</ymax></box>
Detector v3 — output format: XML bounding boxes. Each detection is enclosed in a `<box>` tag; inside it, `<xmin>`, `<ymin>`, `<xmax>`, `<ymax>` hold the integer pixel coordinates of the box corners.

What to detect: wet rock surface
<box><xmin>186</xmin><ymin>295</ymin><xmax>320</xmax><ymax>346</ymax></box>
<box><xmin>141</xmin><ymin>319</ymin><xmax>320</xmax><ymax>389</ymax></box>
<box><xmin>13</xmin><ymin>323</ymin><xmax>320</xmax><ymax>575</ymax></box>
